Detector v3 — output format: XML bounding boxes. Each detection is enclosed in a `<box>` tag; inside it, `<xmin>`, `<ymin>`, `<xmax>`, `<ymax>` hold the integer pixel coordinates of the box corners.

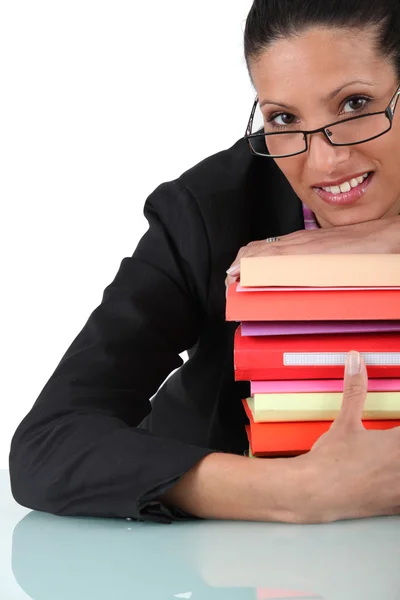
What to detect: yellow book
<box><xmin>248</xmin><ymin>392</ymin><xmax>400</xmax><ymax>422</ymax></box>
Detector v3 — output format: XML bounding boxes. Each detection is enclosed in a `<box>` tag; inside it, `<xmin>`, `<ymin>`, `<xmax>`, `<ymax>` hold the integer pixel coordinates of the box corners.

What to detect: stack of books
<box><xmin>226</xmin><ymin>254</ymin><xmax>400</xmax><ymax>458</ymax></box>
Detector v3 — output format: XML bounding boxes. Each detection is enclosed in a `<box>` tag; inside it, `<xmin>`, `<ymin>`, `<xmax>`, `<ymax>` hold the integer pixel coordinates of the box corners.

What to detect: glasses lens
<box><xmin>248</xmin><ymin>101</ymin><xmax>306</xmax><ymax>157</ymax></box>
<box><xmin>249</xmin><ymin>131</ymin><xmax>306</xmax><ymax>157</ymax></box>
<box><xmin>327</xmin><ymin>113</ymin><xmax>390</xmax><ymax>144</ymax></box>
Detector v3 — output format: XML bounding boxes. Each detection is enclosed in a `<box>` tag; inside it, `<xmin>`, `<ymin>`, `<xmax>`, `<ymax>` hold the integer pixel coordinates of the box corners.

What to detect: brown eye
<box><xmin>280</xmin><ymin>113</ymin><xmax>295</xmax><ymax>124</ymax></box>
<box><xmin>349</xmin><ymin>98</ymin><xmax>364</xmax><ymax>110</ymax></box>
<box><xmin>268</xmin><ymin>112</ymin><xmax>297</xmax><ymax>127</ymax></box>
<box><xmin>343</xmin><ymin>97</ymin><xmax>369</xmax><ymax>114</ymax></box>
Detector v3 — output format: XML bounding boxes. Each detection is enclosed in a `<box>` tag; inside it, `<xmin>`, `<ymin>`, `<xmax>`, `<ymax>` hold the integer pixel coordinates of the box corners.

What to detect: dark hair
<box><xmin>244</xmin><ymin>0</ymin><xmax>400</xmax><ymax>83</ymax></box>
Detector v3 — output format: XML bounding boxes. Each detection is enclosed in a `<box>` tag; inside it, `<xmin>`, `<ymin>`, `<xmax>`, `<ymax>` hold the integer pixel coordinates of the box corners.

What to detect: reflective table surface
<box><xmin>1</xmin><ymin>469</ymin><xmax>400</xmax><ymax>599</ymax></box>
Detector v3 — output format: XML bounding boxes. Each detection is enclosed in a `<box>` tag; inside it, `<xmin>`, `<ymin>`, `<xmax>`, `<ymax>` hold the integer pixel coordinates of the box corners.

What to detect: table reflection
<box><xmin>11</xmin><ymin>511</ymin><xmax>400</xmax><ymax>600</ymax></box>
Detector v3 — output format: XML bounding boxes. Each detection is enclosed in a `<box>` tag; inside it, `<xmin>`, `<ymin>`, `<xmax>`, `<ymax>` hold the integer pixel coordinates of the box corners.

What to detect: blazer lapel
<box><xmin>249</xmin><ymin>156</ymin><xmax>304</xmax><ymax>241</ymax></box>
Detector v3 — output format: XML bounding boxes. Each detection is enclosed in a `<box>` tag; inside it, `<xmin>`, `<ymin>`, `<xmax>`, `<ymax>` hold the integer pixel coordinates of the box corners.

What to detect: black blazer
<box><xmin>9</xmin><ymin>135</ymin><xmax>305</xmax><ymax>523</ymax></box>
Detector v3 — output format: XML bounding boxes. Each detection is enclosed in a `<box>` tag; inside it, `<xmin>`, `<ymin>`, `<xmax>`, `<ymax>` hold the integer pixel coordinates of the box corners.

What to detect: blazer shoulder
<box><xmin>177</xmin><ymin>136</ymin><xmax>255</xmax><ymax>201</ymax></box>
<box><xmin>143</xmin><ymin>134</ymin><xmax>303</xmax><ymax>263</ymax></box>
<box><xmin>143</xmin><ymin>136</ymin><xmax>259</xmax><ymax>251</ymax></box>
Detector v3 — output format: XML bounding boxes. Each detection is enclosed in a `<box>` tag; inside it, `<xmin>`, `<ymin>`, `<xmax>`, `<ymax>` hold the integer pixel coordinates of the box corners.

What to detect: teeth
<box><xmin>321</xmin><ymin>173</ymin><xmax>369</xmax><ymax>193</ymax></box>
<box><xmin>339</xmin><ymin>181</ymin><xmax>351</xmax><ymax>193</ymax></box>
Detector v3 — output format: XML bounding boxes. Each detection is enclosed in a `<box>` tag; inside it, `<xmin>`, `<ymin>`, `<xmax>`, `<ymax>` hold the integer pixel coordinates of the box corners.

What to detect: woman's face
<box><xmin>250</xmin><ymin>27</ymin><xmax>400</xmax><ymax>228</ymax></box>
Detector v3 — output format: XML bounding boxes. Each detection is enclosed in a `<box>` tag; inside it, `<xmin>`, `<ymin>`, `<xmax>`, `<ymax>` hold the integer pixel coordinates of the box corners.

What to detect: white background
<box><xmin>1</xmin><ymin>2</ymin><xmax>255</xmax><ymax>597</ymax></box>
<box><xmin>1</xmin><ymin>0</ymin><xmax>255</xmax><ymax>473</ymax></box>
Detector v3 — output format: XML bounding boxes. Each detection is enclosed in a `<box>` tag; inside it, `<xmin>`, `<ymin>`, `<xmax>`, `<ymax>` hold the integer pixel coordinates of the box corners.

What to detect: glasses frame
<box><xmin>244</xmin><ymin>84</ymin><xmax>400</xmax><ymax>158</ymax></box>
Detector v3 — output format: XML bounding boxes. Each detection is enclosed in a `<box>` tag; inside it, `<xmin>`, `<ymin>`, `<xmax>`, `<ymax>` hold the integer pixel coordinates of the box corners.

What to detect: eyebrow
<box><xmin>259</xmin><ymin>79</ymin><xmax>375</xmax><ymax>110</ymax></box>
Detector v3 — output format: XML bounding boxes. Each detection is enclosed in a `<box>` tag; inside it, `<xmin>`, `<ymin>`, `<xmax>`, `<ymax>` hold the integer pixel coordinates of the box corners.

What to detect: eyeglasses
<box><xmin>244</xmin><ymin>84</ymin><xmax>400</xmax><ymax>158</ymax></box>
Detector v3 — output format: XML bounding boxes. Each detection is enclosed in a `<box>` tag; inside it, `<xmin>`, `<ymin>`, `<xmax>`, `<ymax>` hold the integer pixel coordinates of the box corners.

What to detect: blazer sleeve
<box><xmin>9</xmin><ymin>180</ymin><xmax>218</xmax><ymax>523</ymax></box>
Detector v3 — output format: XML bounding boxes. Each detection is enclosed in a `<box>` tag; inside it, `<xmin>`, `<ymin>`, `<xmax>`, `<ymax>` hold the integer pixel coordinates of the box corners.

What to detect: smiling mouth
<box><xmin>312</xmin><ymin>172</ymin><xmax>374</xmax><ymax>205</ymax></box>
<box><xmin>313</xmin><ymin>172</ymin><xmax>370</xmax><ymax>193</ymax></box>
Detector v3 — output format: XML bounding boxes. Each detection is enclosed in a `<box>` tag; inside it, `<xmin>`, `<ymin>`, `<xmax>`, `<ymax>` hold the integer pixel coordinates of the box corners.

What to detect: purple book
<box><xmin>240</xmin><ymin>320</ymin><xmax>400</xmax><ymax>336</ymax></box>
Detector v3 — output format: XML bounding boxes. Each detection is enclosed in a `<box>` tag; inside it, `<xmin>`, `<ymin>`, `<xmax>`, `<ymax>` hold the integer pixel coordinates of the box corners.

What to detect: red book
<box><xmin>234</xmin><ymin>326</ymin><xmax>400</xmax><ymax>380</ymax></box>
<box><xmin>243</xmin><ymin>399</ymin><xmax>400</xmax><ymax>456</ymax></box>
<box><xmin>226</xmin><ymin>282</ymin><xmax>400</xmax><ymax>321</ymax></box>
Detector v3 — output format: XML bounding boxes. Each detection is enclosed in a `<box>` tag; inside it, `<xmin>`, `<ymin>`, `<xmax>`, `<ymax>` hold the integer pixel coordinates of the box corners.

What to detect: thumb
<box><xmin>332</xmin><ymin>350</ymin><xmax>368</xmax><ymax>431</ymax></box>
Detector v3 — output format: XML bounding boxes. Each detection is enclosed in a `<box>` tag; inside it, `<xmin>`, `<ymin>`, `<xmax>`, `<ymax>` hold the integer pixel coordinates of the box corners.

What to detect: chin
<box><xmin>315</xmin><ymin>203</ymin><xmax>396</xmax><ymax>228</ymax></box>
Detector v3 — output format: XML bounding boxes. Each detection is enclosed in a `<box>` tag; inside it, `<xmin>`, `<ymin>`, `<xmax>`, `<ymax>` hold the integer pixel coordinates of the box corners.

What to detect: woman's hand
<box><xmin>295</xmin><ymin>350</ymin><xmax>400</xmax><ymax>523</ymax></box>
<box><xmin>225</xmin><ymin>215</ymin><xmax>400</xmax><ymax>286</ymax></box>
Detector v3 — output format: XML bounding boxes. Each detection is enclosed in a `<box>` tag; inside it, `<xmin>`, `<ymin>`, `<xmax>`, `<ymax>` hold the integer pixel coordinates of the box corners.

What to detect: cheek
<box><xmin>366</xmin><ymin>132</ymin><xmax>400</xmax><ymax>182</ymax></box>
<box><xmin>385</xmin><ymin>131</ymin><xmax>400</xmax><ymax>170</ymax></box>
<box><xmin>368</xmin><ymin>136</ymin><xmax>394</xmax><ymax>159</ymax></box>
<box><xmin>371</xmin><ymin>115</ymin><xmax>400</xmax><ymax>162</ymax></box>
<box><xmin>273</xmin><ymin>156</ymin><xmax>305</xmax><ymax>188</ymax></box>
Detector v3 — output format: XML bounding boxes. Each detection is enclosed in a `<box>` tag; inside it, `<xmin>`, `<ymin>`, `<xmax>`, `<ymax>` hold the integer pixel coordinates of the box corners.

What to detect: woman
<box><xmin>9</xmin><ymin>0</ymin><xmax>400</xmax><ymax>524</ymax></box>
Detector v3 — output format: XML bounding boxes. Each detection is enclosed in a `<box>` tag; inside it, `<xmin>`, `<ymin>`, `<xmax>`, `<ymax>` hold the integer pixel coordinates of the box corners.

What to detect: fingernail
<box><xmin>345</xmin><ymin>350</ymin><xmax>361</xmax><ymax>376</ymax></box>
<box><xmin>226</xmin><ymin>265</ymin><xmax>238</xmax><ymax>275</ymax></box>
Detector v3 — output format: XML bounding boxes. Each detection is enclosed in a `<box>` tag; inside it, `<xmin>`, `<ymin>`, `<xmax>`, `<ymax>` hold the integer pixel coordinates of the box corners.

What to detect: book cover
<box><xmin>243</xmin><ymin>400</ymin><xmax>400</xmax><ymax>455</ymax></box>
<box><xmin>241</xmin><ymin>320</ymin><xmax>400</xmax><ymax>336</ymax></box>
<box><xmin>234</xmin><ymin>326</ymin><xmax>400</xmax><ymax>380</ymax></box>
<box><xmin>239</xmin><ymin>254</ymin><xmax>400</xmax><ymax>287</ymax></box>
<box><xmin>226</xmin><ymin>282</ymin><xmax>400</xmax><ymax>321</ymax></box>
<box><xmin>250</xmin><ymin>378</ymin><xmax>400</xmax><ymax>394</ymax></box>
<box><xmin>245</xmin><ymin>424</ymin><xmax>303</xmax><ymax>457</ymax></box>
<box><xmin>247</xmin><ymin>393</ymin><xmax>400</xmax><ymax>422</ymax></box>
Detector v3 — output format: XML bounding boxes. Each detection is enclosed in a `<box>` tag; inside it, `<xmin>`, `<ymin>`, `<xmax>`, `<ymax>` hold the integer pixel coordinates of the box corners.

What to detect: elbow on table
<box><xmin>8</xmin><ymin>419</ymin><xmax>72</xmax><ymax>516</ymax></box>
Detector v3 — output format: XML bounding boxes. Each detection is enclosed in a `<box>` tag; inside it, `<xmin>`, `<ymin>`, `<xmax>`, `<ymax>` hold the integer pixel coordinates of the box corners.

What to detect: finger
<box><xmin>227</xmin><ymin>242</ymin><xmax>283</xmax><ymax>276</ymax></box>
<box><xmin>226</xmin><ymin>234</ymin><xmax>307</xmax><ymax>276</ymax></box>
<box><xmin>225</xmin><ymin>274</ymin><xmax>238</xmax><ymax>298</ymax></box>
<box><xmin>226</xmin><ymin>247</ymin><xmax>248</xmax><ymax>278</ymax></box>
<box><xmin>331</xmin><ymin>350</ymin><xmax>368</xmax><ymax>432</ymax></box>
<box><xmin>226</xmin><ymin>251</ymin><xmax>257</xmax><ymax>278</ymax></box>
<box><xmin>226</xmin><ymin>264</ymin><xmax>240</xmax><ymax>278</ymax></box>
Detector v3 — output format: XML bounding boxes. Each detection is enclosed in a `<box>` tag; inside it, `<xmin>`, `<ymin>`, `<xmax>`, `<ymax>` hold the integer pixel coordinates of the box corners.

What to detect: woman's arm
<box><xmin>9</xmin><ymin>181</ymin><xmax>217</xmax><ymax>523</ymax></box>
<box><xmin>226</xmin><ymin>214</ymin><xmax>400</xmax><ymax>279</ymax></box>
<box><xmin>159</xmin><ymin>451</ymin><xmax>308</xmax><ymax>522</ymax></box>
<box><xmin>160</xmin><ymin>352</ymin><xmax>400</xmax><ymax>524</ymax></box>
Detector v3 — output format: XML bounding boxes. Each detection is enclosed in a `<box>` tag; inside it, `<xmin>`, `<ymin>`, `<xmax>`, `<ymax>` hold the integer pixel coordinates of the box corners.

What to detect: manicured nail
<box><xmin>345</xmin><ymin>350</ymin><xmax>361</xmax><ymax>376</ymax></box>
<box><xmin>226</xmin><ymin>265</ymin><xmax>239</xmax><ymax>275</ymax></box>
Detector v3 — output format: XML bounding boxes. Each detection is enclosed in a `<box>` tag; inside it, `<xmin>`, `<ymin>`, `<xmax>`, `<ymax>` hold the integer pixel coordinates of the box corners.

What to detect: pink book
<box><xmin>236</xmin><ymin>284</ymin><xmax>400</xmax><ymax>292</ymax></box>
<box><xmin>241</xmin><ymin>320</ymin><xmax>400</xmax><ymax>336</ymax></box>
<box><xmin>257</xmin><ymin>590</ymin><xmax>321</xmax><ymax>600</ymax></box>
<box><xmin>250</xmin><ymin>379</ymin><xmax>400</xmax><ymax>394</ymax></box>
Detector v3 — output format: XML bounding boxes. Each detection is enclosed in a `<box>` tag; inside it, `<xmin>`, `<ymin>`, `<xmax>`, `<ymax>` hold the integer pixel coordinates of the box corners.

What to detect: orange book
<box><xmin>226</xmin><ymin>282</ymin><xmax>400</xmax><ymax>321</ymax></box>
<box><xmin>243</xmin><ymin>399</ymin><xmax>400</xmax><ymax>456</ymax></box>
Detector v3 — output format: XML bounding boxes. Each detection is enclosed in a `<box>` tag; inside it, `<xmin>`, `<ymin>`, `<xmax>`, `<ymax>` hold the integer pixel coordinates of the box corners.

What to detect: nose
<box><xmin>306</xmin><ymin>131</ymin><xmax>351</xmax><ymax>173</ymax></box>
